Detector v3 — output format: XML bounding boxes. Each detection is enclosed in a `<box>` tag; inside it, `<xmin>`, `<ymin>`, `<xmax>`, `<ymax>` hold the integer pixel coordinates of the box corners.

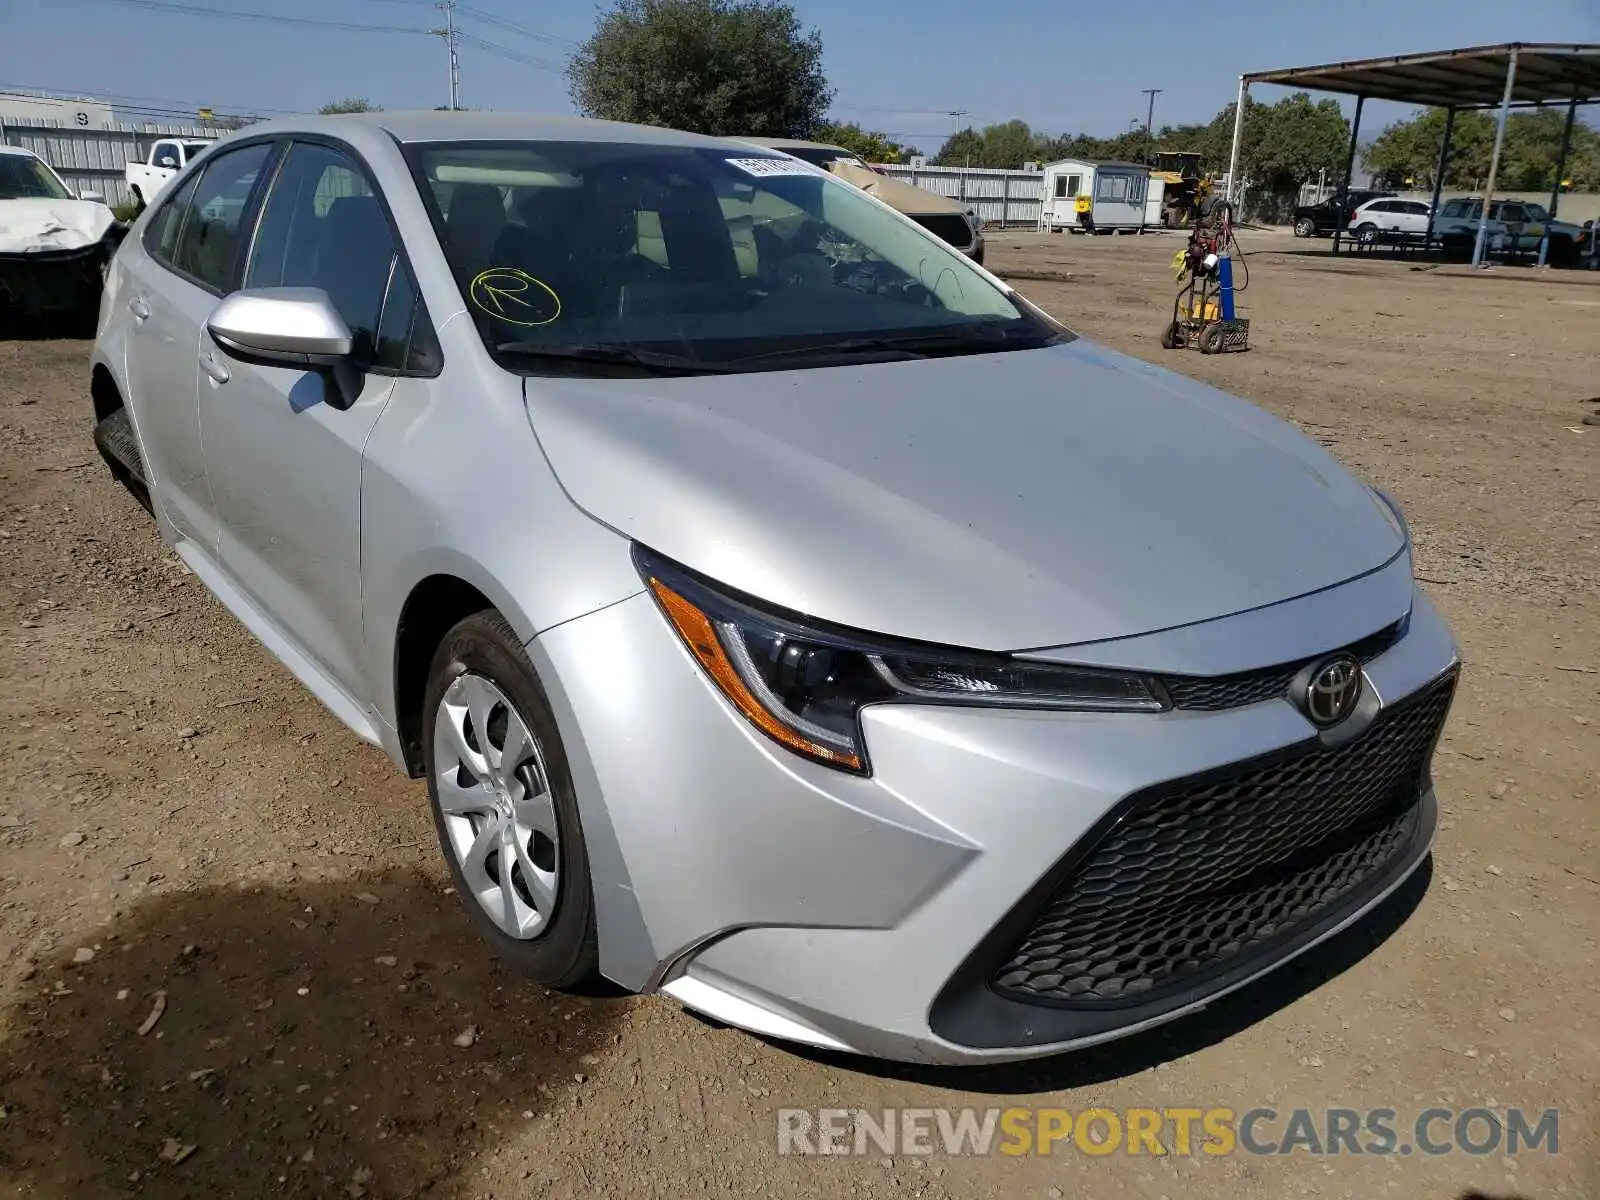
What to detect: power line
<box><xmin>455</xmin><ymin>31</ymin><xmax>562</xmax><ymax>72</ymax></box>
<box><xmin>457</xmin><ymin>3</ymin><xmax>575</xmax><ymax>48</ymax></box>
<box><xmin>0</xmin><ymin>81</ymin><xmax>306</xmax><ymax>118</ymax></box>
<box><xmin>67</xmin><ymin>0</ymin><xmax>431</xmax><ymax>35</ymax></box>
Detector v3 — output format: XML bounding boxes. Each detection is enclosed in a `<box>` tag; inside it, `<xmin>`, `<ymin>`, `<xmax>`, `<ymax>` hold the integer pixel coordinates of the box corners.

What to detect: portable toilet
<box><xmin>1143</xmin><ymin>175</ymin><xmax>1166</xmax><ymax>228</ymax></box>
<box><xmin>1040</xmin><ymin>159</ymin><xmax>1151</xmax><ymax>234</ymax></box>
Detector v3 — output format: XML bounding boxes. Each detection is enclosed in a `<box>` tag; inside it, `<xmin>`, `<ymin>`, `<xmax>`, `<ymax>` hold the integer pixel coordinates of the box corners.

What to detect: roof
<box><xmin>1245</xmin><ymin>42</ymin><xmax>1600</xmax><ymax>109</ymax></box>
<box><xmin>0</xmin><ymin>144</ymin><xmax>39</xmax><ymax>157</ymax></box>
<box><xmin>247</xmin><ymin>110</ymin><xmax>750</xmax><ymax>148</ymax></box>
<box><xmin>828</xmin><ymin>161</ymin><xmax>968</xmax><ymax>214</ymax></box>
<box><xmin>1041</xmin><ymin>158</ymin><xmax>1151</xmax><ymax>172</ymax></box>
<box><xmin>739</xmin><ymin>137</ymin><xmax>852</xmax><ymax>153</ymax></box>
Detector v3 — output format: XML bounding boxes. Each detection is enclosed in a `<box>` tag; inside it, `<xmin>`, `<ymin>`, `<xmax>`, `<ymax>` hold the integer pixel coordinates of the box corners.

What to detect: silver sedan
<box><xmin>88</xmin><ymin>112</ymin><xmax>1458</xmax><ymax>1065</ymax></box>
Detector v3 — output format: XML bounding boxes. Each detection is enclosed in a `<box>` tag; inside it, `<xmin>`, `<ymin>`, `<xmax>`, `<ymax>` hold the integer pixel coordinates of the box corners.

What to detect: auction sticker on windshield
<box><xmin>726</xmin><ymin>157</ymin><xmax>821</xmax><ymax>178</ymax></box>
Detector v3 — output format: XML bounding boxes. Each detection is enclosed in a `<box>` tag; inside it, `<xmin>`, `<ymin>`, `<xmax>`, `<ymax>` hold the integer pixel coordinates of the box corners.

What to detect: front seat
<box><xmin>445</xmin><ymin>184</ymin><xmax>507</xmax><ymax>279</ymax></box>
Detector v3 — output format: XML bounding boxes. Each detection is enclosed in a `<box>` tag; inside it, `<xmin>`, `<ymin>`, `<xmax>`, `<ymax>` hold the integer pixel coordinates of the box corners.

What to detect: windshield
<box><xmin>409</xmin><ymin>141</ymin><xmax>1062</xmax><ymax>373</ymax></box>
<box><xmin>1521</xmin><ymin>202</ymin><xmax>1550</xmax><ymax>221</ymax></box>
<box><xmin>783</xmin><ymin>145</ymin><xmax>866</xmax><ymax>170</ymax></box>
<box><xmin>0</xmin><ymin>153</ymin><xmax>72</xmax><ymax>201</ymax></box>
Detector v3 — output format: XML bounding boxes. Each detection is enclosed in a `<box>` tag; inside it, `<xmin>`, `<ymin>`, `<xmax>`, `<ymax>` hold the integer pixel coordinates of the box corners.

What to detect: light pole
<box><xmin>945</xmin><ymin>109</ymin><xmax>969</xmax><ymax>164</ymax></box>
<box><xmin>1141</xmin><ymin>88</ymin><xmax>1162</xmax><ymax>164</ymax></box>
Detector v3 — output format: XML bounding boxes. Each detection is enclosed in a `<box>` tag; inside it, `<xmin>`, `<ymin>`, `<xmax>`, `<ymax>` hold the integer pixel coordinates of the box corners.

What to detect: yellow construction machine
<box><xmin>1152</xmin><ymin>151</ymin><xmax>1211</xmax><ymax>228</ymax></box>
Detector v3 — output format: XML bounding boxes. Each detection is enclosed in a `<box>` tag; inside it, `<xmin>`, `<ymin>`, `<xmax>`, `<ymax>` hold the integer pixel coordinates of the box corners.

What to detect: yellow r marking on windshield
<box><xmin>469</xmin><ymin>268</ymin><xmax>562</xmax><ymax>327</ymax></box>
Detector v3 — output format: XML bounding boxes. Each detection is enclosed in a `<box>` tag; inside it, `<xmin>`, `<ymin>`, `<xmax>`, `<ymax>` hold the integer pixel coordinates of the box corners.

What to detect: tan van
<box><xmin>736</xmin><ymin>138</ymin><xmax>985</xmax><ymax>265</ymax></box>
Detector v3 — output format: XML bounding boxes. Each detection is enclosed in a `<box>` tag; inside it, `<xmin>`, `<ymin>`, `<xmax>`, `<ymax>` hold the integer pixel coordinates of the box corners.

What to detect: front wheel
<box><xmin>1294</xmin><ymin>217</ymin><xmax>1316</xmax><ymax>238</ymax></box>
<box><xmin>423</xmin><ymin>610</ymin><xmax>599</xmax><ymax>989</ymax></box>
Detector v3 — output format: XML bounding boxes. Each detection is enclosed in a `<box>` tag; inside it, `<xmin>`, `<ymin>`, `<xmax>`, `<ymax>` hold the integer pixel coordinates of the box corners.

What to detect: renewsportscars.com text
<box><xmin>776</xmin><ymin>1106</ymin><xmax>1559</xmax><ymax>1158</ymax></box>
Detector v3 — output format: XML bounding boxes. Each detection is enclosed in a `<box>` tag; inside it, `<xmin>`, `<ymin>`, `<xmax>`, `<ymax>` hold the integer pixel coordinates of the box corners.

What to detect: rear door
<box><xmin>121</xmin><ymin>141</ymin><xmax>276</xmax><ymax>549</ymax></box>
<box><xmin>198</xmin><ymin>138</ymin><xmax>433</xmax><ymax>698</ymax></box>
<box><xmin>1398</xmin><ymin>200</ymin><xmax>1431</xmax><ymax>234</ymax></box>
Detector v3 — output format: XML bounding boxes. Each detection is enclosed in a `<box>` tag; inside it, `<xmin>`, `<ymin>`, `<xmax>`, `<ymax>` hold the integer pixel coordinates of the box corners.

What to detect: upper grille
<box><xmin>993</xmin><ymin>673</ymin><xmax>1454</xmax><ymax>1007</ymax></box>
<box><xmin>1162</xmin><ymin>622</ymin><xmax>1403</xmax><ymax>712</ymax></box>
<box><xmin>910</xmin><ymin>213</ymin><xmax>975</xmax><ymax>249</ymax></box>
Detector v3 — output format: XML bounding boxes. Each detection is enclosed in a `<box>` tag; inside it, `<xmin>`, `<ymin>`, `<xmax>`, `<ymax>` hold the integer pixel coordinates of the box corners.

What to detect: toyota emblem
<box><xmin>1303</xmin><ymin>656</ymin><xmax>1362</xmax><ymax>727</ymax></box>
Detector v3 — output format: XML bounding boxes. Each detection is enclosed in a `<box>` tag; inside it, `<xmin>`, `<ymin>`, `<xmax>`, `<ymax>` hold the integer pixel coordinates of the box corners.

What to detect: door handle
<box><xmin>128</xmin><ymin>295</ymin><xmax>151</xmax><ymax>321</ymax></box>
<box><xmin>200</xmin><ymin>351</ymin><xmax>231</xmax><ymax>385</ymax></box>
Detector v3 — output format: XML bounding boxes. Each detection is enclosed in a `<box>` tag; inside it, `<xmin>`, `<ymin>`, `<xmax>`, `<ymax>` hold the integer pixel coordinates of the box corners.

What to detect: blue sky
<box><xmin>3</xmin><ymin>0</ymin><xmax>1597</xmax><ymax>148</ymax></box>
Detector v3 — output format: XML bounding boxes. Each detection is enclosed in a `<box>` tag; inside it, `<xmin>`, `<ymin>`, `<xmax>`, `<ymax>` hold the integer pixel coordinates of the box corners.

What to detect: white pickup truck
<box><xmin>125</xmin><ymin>137</ymin><xmax>215</xmax><ymax>209</ymax></box>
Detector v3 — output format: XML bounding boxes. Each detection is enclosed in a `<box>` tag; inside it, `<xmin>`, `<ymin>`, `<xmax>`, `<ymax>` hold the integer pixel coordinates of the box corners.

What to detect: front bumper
<box><xmin>0</xmin><ymin>242</ymin><xmax>107</xmax><ymax>316</ymax></box>
<box><xmin>532</xmin><ymin>576</ymin><xmax>1458</xmax><ymax>1065</ymax></box>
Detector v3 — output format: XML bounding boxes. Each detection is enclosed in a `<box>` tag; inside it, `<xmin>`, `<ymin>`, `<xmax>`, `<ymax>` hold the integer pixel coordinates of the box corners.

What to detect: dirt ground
<box><xmin>1</xmin><ymin>230</ymin><xmax>1596</xmax><ymax>1199</ymax></box>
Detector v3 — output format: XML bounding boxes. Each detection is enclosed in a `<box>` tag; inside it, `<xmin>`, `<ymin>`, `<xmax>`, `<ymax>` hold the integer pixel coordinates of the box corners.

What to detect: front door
<box><xmin>1050</xmin><ymin>171</ymin><xmax>1083</xmax><ymax>227</ymax></box>
<box><xmin>198</xmin><ymin>139</ymin><xmax>411</xmax><ymax>700</ymax></box>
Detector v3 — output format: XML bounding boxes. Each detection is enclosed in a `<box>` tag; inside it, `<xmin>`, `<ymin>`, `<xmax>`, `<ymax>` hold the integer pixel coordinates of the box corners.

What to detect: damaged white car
<box><xmin>0</xmin><ymin>145</ymin><xmax>123</xmax><ymax>325</ymax></box>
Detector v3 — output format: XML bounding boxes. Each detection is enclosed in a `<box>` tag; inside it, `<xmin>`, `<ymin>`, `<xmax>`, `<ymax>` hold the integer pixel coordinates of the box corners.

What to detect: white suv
<box><xmin>1348</xmin><ymin>198</ymin><xmax>1432</xmax><ymax>243</ymax></box>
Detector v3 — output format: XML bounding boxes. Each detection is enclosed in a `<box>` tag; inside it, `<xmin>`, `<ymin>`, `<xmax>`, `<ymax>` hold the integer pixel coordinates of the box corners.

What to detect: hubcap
<box><xmin>432</xmin><ymin>674</ymin><xmax>559</xmax><ymax>940</ymax></box>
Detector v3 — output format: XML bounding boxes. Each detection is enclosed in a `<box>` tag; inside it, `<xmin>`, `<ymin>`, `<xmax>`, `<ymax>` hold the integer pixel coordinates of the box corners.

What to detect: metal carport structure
<box><xmin>1224</xmin><ymin>43</ymin><xmax>1600</xmax><ymax>264</ymax></box>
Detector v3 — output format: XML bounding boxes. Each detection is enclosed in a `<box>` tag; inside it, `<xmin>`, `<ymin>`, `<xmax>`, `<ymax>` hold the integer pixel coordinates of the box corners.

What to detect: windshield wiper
<box><xmin>495</xmin><ymin>341</ymin><xmax>724</xmax><ymax>374</ymax></box>
<box><xmin>723</xmin><ymin>326</ymin><xmax>1051</xmax><ymax>367</ymax></box>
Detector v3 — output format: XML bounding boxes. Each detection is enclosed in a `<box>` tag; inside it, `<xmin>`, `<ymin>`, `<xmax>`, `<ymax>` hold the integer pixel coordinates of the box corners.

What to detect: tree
<box><xmin>931</xmin><ymin>120</ymin><xmax>1047</xmax><ymax>168</ymax></box>
<box><xmin>566</xmin><ymin>0</ymin><xmax>831</xmax><ymax>137</ymax></box>
<box><xmin>1202</xmin><ymin>92</ymin><xmax>1348</xmax><ymax>219</ymax></box>
<box><xmin>319</xmin><ymin>98</ymin><xmax>380</xmax><ymax>114</ymax></box>
<box><xmin>1363</xmin><ymin>106</ymin><xmax>1600</xmax><ymax>192</ymax></box>
<box><xmin>931</xmin><ymin>127</ymin><xmax>984</xmax><ymax>167</ymax></box>
<box><xmin>1365</xmin><ymin>108</ymin><xmax>1493</xmax><ymax>189</ymax></box>
<box><xmin>810</xmin><ymin>121</ymin><xmax>913</xmax><ymax>163</ymax></box>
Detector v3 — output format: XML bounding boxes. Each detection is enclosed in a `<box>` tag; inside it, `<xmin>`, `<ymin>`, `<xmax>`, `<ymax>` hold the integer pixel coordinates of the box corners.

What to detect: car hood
<box><xmin>522</xmin><ymin>340</ymin><xmax>1404</xmax><ymax>652</ymax></box>
<box><xmin>0</xmin><ymin>198</ymin><xmax>114</xmax><ymax>254</ymax></box>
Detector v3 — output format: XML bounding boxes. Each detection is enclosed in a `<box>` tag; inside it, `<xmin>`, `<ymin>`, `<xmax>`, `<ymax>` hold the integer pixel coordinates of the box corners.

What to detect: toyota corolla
<box><xmin>88</xmin><ymin>112</ymin><xmax>1459</xmax><ymax>1065</ymax></box>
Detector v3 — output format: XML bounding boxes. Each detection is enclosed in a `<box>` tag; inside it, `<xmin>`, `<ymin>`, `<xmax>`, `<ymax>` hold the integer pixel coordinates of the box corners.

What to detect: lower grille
<box><xmin>993</xmin><ymin>673</ymin><xmax>1454</xmax><ymax>1007</ymax></box>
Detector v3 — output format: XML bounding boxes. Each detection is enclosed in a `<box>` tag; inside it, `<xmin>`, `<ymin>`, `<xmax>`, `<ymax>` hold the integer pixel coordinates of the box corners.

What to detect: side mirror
<box><xmin>207</xmin><ymin>288</ymin><xmax>362</xmax><ymax>408</ymax></box>
<box><xmin>157</xmin><ymin>156</ymin><xmax>178</xmax><ymax>169</ymax></box>
<box><xmin>78</xmin><ymin>189</ymin><xmax>106</xmax><ymax>204</ymax></box>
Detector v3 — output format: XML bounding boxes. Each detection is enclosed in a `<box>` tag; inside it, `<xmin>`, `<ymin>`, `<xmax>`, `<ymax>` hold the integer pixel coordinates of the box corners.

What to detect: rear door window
<box><xmin>143</xmin><ymin>172</ymin><xmax>201</xmax><ymax>264</ymax></box>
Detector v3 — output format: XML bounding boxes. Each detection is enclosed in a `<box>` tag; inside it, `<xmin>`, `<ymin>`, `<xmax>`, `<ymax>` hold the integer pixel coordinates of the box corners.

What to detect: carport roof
<box><xmin>1244</xmin><ymin>43</ymin><xmax>1600</xmax><ymax>110</ymax></box>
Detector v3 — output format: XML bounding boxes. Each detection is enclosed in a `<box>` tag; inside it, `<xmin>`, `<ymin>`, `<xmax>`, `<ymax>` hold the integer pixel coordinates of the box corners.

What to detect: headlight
<box><xmin>636</xmin><ymin>547</ymin><xmax>1167</xmax><ymax>774</ymax></box>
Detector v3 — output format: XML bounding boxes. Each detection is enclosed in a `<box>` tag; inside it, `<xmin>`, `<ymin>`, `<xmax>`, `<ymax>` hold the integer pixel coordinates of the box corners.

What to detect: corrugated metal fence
<box><xmin>877</xmin><ymin>165</ymin><xmax>1044</xmax><ymax>228</ymax></box>
<box><xmin>1</xmin><ymin>119</ymin><xmax>221</xmax><ymax>208</ymax></box>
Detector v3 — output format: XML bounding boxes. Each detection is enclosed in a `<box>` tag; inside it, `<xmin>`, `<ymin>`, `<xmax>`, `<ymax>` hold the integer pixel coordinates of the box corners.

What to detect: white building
<box><xmin>1040</xmin><ymin>159</ymin><xmax>1152</xmax><ymax>234</ymax></box>
<box><xmin>0</xmin><ymin>91</ymin><xmax>117</xmax><ymax>130</ymax></box>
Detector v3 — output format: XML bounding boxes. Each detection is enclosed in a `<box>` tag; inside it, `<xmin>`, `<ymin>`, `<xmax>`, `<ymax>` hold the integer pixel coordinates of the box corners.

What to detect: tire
<box><xmin>1356</xmin><ymin>222</ymin><xmax>1379</xmax><ymax>245</ymax></box>
<box><xmin>1294</xmin><ymin>217</ymin><xmax>1316</xmax><ymax>238</ymax></box>
<box><xmin>1198</xmin><ymin>325</ymin><xmax>1225</xmax><ymax>355</ymax></box>
<box><xmin>92</xmin><ymin>406</ymin><xmax>152</xmax><ymax>514</ymax></box>
<box><xmin>1159</xmin><ymin>320</ymin><xmax>1184</xmax><ymax>350</ymax></box>
<box><xmin>423</xmin><ymin>610</ymin><xmax>599</xmax><ymax>989</ymax></box>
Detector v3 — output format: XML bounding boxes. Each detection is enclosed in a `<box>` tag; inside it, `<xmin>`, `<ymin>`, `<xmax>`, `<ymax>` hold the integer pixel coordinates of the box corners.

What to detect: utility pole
<box><xmin>945</xmin><ymin>109</ymin><xmax>969</xmax><ymax>174</ymax></box>
<box><xmin>1141</xmin><ymin>88</ymin><xmax>1162</xmax><ymax>164</ymax></box>
<box><xmin>433</xmin><ymin>0</ymin><xmax>460</xmax><ymax>111</ymax></box>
